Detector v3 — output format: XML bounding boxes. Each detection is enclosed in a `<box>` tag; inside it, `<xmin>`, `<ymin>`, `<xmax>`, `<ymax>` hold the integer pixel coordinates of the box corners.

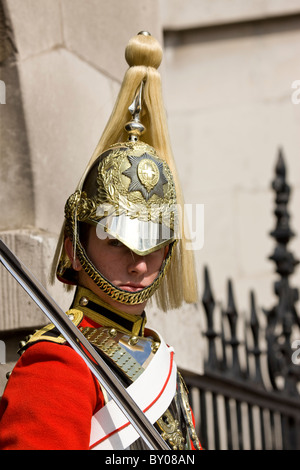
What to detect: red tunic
<box><xmin>0</xmin><ymin>314</ymin><xmax>201</xmax><ymax>450</ymax></box>
<box><xmin>0</xmin><ymin>316</ymin><xmax>104</xmax><ymax>450</ymax></box>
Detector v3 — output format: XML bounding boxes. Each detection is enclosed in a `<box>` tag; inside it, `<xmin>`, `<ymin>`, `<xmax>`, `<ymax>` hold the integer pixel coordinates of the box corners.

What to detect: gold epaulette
<box><xmin>18</xmin><ymin>309</ymin><xmax>84</xmax><ymax>354</ymax></box>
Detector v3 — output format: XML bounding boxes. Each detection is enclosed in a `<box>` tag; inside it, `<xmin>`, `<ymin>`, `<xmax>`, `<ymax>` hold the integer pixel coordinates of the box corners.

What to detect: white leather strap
<box><xmin>89</xmin><ymin>330</ymin><xmax>176</xmax><ymax>450</ymax></box>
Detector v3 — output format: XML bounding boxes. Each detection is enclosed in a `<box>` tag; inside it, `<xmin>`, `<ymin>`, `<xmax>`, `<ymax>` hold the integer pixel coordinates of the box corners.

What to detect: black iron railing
<box><xmin>181</xmin><ymin>150</ymin><xmax>300</xmax><ymax>450</ymax></box>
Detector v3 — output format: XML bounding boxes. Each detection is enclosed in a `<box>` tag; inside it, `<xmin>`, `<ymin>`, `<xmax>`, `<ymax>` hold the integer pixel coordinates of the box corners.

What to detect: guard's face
<box><xmin>71</xmin><ymin>226</ymin><xmax>166</xmax><ymax>315</ymax></box>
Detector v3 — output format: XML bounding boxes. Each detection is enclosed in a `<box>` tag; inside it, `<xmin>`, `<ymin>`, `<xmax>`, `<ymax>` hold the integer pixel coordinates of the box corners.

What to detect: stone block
<box><xmin>0</xmin><ymin>229</ymin><xmax>73</xmax><ymax>331</ymax></box>
<box><xmin>235</xmin><ymin>189</ymin><xmax>274</xmax><ymax>277</ymax></box>
<box><xmin>147</xmin><ymin>301</ymin><xmax>205</xmax><ymax>374</ymax></box>
<box><xmin>164</xmin><ymin>21</ymin><xmax>300</xmax><ymax>113</ymax></box>
<box><xmin>190</xmin><ymin>189</ymin><xmax>240</xmax><ymax>306</ymax></box>
<box><xmin>0</xmin><ymin>63</ymin><xmax>34</xmax><ymax>230</ymax></box>
<box><xmin>160</xmin><ymin>0</ymin><xmax>300</xmax><ymax>30</ymax></box>
<box><xmin>17</xmin><ymin>48</ymin><xmax>116</xmax><ymax>233</ymax></box>
<box><xmin>165</xmin><ymin>16</ymin><xmax>300</xmax><ymax>203</ymax></box>
<box><xmin>61</xmin><ymin>0</ymin><xmax>162</xmax><ymax>81</ymax></box>
<box><xmin>5</xmin><ymin>0</ymin><xmax>62</xmax><ymax>60</ymax></box>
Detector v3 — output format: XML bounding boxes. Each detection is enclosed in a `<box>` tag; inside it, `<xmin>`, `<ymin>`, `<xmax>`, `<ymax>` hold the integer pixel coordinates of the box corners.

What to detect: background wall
<box><xmin>0</xmin><ymin>0</ymin><xmax>299</xmax><ymax>390</ymax></box>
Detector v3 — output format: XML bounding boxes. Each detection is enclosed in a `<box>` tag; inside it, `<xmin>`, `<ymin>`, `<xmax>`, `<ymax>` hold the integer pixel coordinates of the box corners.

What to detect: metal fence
<box><xmin>182</xmin><ymin>150</ymin><xmax>300</xmax><ymax>450</ymax></box>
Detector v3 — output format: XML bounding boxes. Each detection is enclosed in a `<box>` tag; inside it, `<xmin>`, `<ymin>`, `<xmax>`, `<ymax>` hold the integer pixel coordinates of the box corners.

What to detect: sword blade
<box><xmin>0</xmin><ymin>239</ymin><xmax>170</xmax><ymax>450</ymax></box>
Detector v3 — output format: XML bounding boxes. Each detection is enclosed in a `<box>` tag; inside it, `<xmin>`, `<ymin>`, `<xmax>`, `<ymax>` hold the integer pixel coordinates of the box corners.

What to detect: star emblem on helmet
<box><xmin>123</xmin><ymin>153</ymin><xmax>168</xmax><ymax>201</ymax></box>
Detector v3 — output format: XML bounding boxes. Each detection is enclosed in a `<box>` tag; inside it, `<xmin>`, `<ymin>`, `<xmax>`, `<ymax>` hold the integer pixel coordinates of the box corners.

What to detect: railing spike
<box><xmin>249</xmin><ymin>291</ymin><xmax>264</xmax><ymax>386</ymax></box>
<box><xmin>265</xmin><ymin>149</ymin><xmax>300</xmax><ymax>396</ymax></box>
<box><xmin>220</xmin><ymin>305</ymin><xmax>228</xmax><ymax>371</ymax></box>
<box><xmin>224</xmin><ymin>279</ymin><xmax>242</xmax><ymax>377</ymax></box>
<box><xmin>202</xmin><ymin>266</ymin><xmax>219</xmax><ymax>370</ymax></box>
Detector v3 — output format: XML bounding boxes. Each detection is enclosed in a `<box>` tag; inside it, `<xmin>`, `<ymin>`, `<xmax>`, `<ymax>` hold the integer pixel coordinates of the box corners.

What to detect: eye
<box><xmin>108</xmin><ymin>238</ymin><xmax>124</xmax><ymax>248</ymax></box>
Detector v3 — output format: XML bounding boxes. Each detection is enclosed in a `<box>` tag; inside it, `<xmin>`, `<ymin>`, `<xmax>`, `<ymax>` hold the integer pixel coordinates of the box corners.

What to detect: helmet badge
<box><xmin>123</xmin><ymin>153</ymin><xmax>167</xmax><ymax>201</ymax></box>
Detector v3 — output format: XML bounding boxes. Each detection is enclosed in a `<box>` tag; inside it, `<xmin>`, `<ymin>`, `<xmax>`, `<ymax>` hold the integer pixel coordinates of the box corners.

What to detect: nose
<box><xmin>128</xmin><ymin>252</ymin><xmax>148</xmax><ymax>276</ymax></box>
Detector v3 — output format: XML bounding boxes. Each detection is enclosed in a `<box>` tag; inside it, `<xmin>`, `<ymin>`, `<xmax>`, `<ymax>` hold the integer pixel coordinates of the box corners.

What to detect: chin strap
<box><xmin>74</xmin><ymin>233</ymin><xmax>176</xmax><ymax>305</ymax></box>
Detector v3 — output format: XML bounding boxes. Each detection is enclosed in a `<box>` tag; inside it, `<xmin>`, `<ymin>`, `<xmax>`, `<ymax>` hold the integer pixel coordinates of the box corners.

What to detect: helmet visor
<box><xmin>95</xmin><ymin>213</ymin><xmax>176</xmax><ymax>255</ymax></box>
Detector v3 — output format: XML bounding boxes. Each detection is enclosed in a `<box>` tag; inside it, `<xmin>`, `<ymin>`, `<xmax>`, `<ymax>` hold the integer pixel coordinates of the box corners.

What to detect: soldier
<box><xmin>0</xmin><ymin>32</ymin><xmax>202</xmax><ymax>450</ymax></box>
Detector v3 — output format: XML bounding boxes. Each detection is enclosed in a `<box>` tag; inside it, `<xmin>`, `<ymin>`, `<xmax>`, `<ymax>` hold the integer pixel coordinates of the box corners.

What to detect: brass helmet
<box><xmin>57</xmin><ymin>144</ymin><xmax>178</xmax><ymax>304</ymax></box>
<box><xmin>52</xmin><ymin>32</ymin><xmax>198</xmax><ymax>310</ymax></box>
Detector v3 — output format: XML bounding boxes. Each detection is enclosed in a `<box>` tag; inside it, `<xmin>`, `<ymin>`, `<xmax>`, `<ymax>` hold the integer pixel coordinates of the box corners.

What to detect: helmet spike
<box><xmin>125</xmin><ymin>81</ymin><xmax>146</xmax><ymax>142</ymax></box>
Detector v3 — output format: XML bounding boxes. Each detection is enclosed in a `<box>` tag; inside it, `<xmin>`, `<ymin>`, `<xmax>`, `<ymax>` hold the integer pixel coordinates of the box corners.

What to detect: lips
<box><xmin>119</xmin><ymin>283</ymin><xmax>145</xmax><ymax>292</ymax></box>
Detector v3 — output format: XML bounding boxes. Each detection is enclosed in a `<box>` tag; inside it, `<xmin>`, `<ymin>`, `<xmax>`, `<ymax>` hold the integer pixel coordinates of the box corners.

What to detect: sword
<box><xmin>0</xmin><ymin>239</ymin><xmax>170</xmax><ymax>450</ymax></box>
